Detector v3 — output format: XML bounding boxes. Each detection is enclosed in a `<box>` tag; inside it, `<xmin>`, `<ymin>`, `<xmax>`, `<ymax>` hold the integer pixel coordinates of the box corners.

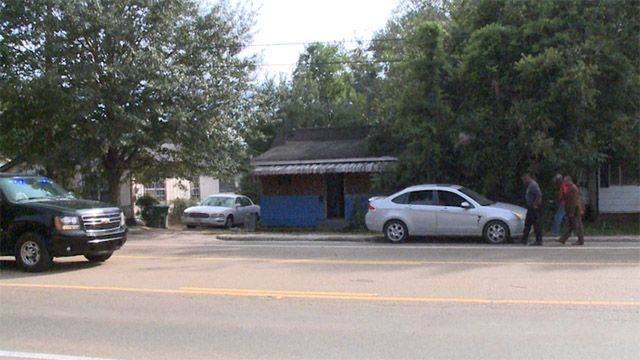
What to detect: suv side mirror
<box><xmin>461</xmin><ymin>201</ymin><xmax>472</xmax><ymax>209</ymax></box>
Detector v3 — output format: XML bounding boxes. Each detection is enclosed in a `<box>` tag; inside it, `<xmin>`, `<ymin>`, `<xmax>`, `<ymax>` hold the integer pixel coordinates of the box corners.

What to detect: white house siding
<box><xmin>198</xmin><ymin>176</ymin><xmax>220</xmax><ymax>200</ymax></box>
<box><xmin>599</xmin><ymin>186</ymin><xmax>640</xmax><ymax>213</ymax></box>
<box><xmin>165</xmin><ymin>178</ymin><xmax>191</xmax><ymax>202</ymax></box>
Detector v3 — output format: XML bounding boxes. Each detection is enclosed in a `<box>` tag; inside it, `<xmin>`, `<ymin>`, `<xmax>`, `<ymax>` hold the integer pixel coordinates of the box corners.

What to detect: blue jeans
<box><xmin>553</xmin><ymin>206</ymin><xmax>566</xmax><ymax>236</ymax></box>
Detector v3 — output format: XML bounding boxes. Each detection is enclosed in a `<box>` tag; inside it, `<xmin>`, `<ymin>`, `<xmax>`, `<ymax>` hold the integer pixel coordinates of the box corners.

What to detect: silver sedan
<box><xmin>365</xmin><ymin>184</ymin><xmax>526</xmax><ymax>243</ymax></box>
<box><xmin>182</xmin><ymin>194</ymin><xmax>260</xmax><ymax>229</ymax></box>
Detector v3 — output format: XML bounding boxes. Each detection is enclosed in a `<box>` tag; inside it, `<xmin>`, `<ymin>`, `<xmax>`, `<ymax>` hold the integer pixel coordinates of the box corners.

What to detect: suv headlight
<box><xmin>54</xmin><ymin>216</ymin><xmax>82</xmax><ymax>231</ymax></box>
<box><xmin>120</xmin><ymin>211</ymin><xmax>126</xmax><ymax>226</ymax></box>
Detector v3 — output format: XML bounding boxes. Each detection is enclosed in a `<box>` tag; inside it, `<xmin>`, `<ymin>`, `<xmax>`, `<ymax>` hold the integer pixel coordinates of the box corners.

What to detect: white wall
<box><xmin>165</xmin><ymin>178</ymin><xmax>191</xmax><ymax>202</ymax></box>
<box><xmin>133</xmin><ymin>176</ymin><xmax>222</xmax><ymax>204</ymax></box>
<box><xmin>599</xmin><ymin>186</ymin><xmax>640</xmax><ymax>213</ymax></box>
<box><xmin>119</xmin><ymin>173</ymin><xmax>133</xmax><ymax>218</ymax></box>
<box><xmin>199</xmin><ymin>176</ymin><xmax>220</xmax><ymax>200</ymax></box>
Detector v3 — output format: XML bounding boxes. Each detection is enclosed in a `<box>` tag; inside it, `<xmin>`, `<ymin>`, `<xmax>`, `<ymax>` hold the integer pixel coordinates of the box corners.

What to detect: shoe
<box><xmin>556</xmin><ymin>238</ymin><xmax>566</xmax><ymax>245</ymax></box>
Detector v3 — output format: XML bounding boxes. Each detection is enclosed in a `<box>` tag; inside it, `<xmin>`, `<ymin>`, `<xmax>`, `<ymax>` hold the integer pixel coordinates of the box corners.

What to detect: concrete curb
<box><xmin>216</xmin><ymin>234</ymin><xmax>382</xmax><ymax>242</ymax></box>
<box><xmin>216</xmin><ymin>233</ymin><xmax>640</xmax><ymax>243</ymax></box>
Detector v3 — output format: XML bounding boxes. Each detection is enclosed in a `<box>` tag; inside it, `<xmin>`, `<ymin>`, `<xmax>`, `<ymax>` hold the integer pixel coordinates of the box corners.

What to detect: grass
<box><xmin>582</xmin><ymin>219</ymin><xmax>640</xmax><ymax>236</ymax></box>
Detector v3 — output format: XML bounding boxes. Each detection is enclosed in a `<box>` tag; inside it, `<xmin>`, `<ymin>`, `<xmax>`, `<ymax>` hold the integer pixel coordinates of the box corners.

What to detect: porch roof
<box><xmin>253</xmin><ymin>157</ymin><xmax>397</xmax><ymax>176</ymax></box>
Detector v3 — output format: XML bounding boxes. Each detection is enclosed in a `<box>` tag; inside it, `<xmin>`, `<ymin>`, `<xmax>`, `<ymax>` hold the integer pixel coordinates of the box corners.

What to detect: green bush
<box><xmin>169</xmin><ymin>198</ymin><xmax>198</xmax><ymax>225</ymax></box>
<box><xmin>136</xmin><ymin>195</ymin><xmax>159</xmax><ymax>208</ymax></box>
<box><xmin>135</xmin><ymin>195</ymin><xmax>160</xmax><ymax>225</ymax></box>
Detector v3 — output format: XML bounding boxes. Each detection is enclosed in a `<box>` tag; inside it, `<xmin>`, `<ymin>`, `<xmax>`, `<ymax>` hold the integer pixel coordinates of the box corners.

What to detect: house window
<box><xmin>621</xmin><ymin>164</ymin><xmax>640</xmax><ymax>185</ymax></box>
<box><xmin>600</xmin><ymin>161</ymin><xmax>640</xmax><ymax>187</ymax></box>
<box><xmin>144</xmin><ymin>181</ymin><xmax>166</xmax><ymax>202</ymax></box>
<box><xmin>220</xmin><ymin>179</ymin><xmax>236</xmax><ymax>193</ymax></box>
<box><xmin>190</xmin><ymin>178</ymin><xmax>200</xmax><ymax>200</ymax></box>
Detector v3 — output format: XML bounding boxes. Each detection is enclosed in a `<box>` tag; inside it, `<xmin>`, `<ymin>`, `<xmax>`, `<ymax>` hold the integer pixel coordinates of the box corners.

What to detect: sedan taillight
<box><xmin>367</xmin><ymin>203</ymin><xmax>376</xmax><ymax>212</ymax></box>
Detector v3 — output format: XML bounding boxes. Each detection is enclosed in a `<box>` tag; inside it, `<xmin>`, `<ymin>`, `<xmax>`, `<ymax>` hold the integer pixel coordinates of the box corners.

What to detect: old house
<box><xmin>251</xmin><ymin>127</ymin><xmax>396</xmax><ymax>227</ymax></box>
<box><xmin>597</xmin><ymin>159</ymin><xmax>640</xmax><ymax>219</ymax></box>
<box><xmin>135</xmin><ymin>176</ymin><xmax>232</xmax><ymax>203</ymax></box>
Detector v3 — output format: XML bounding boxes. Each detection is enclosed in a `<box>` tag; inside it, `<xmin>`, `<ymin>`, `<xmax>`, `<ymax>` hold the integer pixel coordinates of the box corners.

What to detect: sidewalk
<box><xmin>216</xmin><ymin>232</ymin><xmax>640</xmax><ymax>243</ymax></box>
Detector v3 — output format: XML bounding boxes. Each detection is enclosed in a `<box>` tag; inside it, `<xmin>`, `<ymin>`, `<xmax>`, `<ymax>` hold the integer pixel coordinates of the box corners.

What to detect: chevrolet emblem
<box><xmin>100</xmin><ymin>218</ymin><xmax>110</xmax><ymax>224</ymax></box>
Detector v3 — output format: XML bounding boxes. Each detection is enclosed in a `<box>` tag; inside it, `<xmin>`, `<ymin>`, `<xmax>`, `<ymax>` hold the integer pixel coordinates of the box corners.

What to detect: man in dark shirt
<box><xmin>521</xmin><ymin>174</ymin><xmax>543</xmax><ymax>246</ymax></box>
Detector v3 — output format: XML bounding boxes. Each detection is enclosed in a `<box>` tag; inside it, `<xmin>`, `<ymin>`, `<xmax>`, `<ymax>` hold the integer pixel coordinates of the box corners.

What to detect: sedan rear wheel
<box><xmin>384</xmin><ymin>220</ymin><xmax>408</xmax><ymax>243</ymax></box>
<box><xmin>484</xmin><ymin>221</ymin><xmax>510</xmax><ymax>244</ymax></box>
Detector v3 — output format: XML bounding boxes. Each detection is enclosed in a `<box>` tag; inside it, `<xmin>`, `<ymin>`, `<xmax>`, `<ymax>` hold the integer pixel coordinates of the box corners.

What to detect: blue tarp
<box><xmin>261</xmin><ymin>195</ymin><xmax>370</xmax><ymax>228</ymax></box>
<box><xmin>261</xmin><ymin>195</ymin><xmax>325</xmax><ymax>227</ymax></box>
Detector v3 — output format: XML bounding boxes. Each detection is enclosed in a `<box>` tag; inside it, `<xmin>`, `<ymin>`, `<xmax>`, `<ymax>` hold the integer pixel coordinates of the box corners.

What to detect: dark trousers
<box><xmin>522</xmin><ymin>208</ymin><xmax>542</xmax><ymax>244</ymax></box>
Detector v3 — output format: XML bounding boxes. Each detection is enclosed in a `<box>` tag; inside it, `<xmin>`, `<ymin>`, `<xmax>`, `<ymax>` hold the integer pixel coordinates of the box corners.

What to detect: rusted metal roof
<box><xmin>253</xmin><ymin>158</ymin><xmax>396</xmax><ymax>175</ymax></box>
<box><xmin>253</xmin><ymin>126</ymin><xmax>377</xmax><ymax>163</ymax></box>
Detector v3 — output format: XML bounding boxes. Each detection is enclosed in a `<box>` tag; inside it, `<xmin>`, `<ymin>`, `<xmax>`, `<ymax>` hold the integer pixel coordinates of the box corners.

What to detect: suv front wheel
<box><xmin>15</xmin><ymin>232</ymin><xmax>53</xmax><ymax>272</ymax></box>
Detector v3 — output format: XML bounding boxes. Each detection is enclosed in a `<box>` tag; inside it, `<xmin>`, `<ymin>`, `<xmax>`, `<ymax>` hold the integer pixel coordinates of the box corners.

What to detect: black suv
<box><xmin>0</xmin><ymin>173</ymin><xmax>127</xmax><ymax>272</ymax></box>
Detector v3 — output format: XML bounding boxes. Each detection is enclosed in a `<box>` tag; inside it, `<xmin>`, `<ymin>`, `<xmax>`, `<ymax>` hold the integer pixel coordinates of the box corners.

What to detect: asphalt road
<box><xmin>1</xmin><ymin>230</ymin><xmax>639</xmax><ymax>360</ymax></box>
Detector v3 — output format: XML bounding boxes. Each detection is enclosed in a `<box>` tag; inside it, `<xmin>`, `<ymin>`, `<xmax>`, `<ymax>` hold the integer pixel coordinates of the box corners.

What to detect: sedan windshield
<box><xmin>202</xmin><ymin>196</ymin><xmax>235</xmax><ymax>208</ymax></box>
<box><xmin>458</xmin><ymin>187</ymin><xmax>494</xmax><ymax>206</ymax></box>
<box><xmin>0</xmin><ymin>177</ymin><xmax>74</xmax><ymax>202</ymax></box>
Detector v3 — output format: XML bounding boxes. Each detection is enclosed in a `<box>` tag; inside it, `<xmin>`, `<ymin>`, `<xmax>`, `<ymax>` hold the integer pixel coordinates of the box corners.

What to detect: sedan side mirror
<box><xmin>461</xmin><ymin>201</ymin><xmax>472</xmax><ymax>209</ymax></box>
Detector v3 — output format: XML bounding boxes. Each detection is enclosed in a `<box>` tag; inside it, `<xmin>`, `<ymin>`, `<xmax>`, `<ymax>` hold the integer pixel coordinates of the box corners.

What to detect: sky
<box><xmin>225</xmin><ymin>0</ymin><xmax>399</xmax><ymax>79</ymax></box>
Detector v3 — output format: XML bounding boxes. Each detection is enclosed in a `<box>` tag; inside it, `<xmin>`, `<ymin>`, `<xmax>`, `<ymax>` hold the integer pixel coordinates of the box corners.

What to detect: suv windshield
<box><xmin>202</xmin><ymin>196</ymin><xmax>235</xmax><ymax>208</ymax></box>
<box><xmin>0</xmin><ymin>177</ymin><xmax>74</xmax><ymax>202</ymax></box>
<box><xmin>458</xmin><ymin>187</ymin><xmax>494</xmax><ymax>206</ymax></box>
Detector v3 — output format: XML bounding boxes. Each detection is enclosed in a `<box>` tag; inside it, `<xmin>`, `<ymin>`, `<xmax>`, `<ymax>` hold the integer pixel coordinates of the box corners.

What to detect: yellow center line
<box><xmin>181</xmin><ymin>287</ymin><xmax>377</xmax><ymax>297</ymax></box>
<box><xmin>1</xmin><ymin>283</ymin><xmax>639</xmax><ymax>307</ymax></box>
<box><xmin>115</xmin><ymin>255</ymin><xmax>639</xmax><ymax>267</ymax></box>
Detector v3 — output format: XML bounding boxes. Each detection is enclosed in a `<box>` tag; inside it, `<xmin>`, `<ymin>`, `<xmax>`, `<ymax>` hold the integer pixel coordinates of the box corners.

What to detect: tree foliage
<box><xmin>2</xmin><ymin>0</ymin><xmax>638</xmax><ymax>211</ymax></box>
<box><xmin>277</xmin><ymin>42</ymin><xmax>374</xmax><ymax>129</ymax></box>
<box><xmin>448</xmin><ymin>0</ymin><xmax>640</xmax><ymax>201</ymax></box>
<box><xmin>0</xmin><ymin>0</ymin><xmax>255</xmax><ymax>203</ymax></box>
<box><xmin>369</xmin><ymin>0</ymin><xmax>639</xmax><ymax>203</ymax></box>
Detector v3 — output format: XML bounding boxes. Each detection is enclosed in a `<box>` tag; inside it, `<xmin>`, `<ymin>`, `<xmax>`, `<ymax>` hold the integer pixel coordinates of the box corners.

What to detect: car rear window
<box><xmin>409</xmin><ymin>190</ymin><xmax>437</xmax><ymax>205</ymax></box>
<box><xmin>391</xmin><ymin>193</ymin><xmax>409</xmax><ymax>204</ymax></box>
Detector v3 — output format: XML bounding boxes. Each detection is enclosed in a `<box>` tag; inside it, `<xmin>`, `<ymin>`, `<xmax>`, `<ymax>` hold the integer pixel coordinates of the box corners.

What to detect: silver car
<box><xmin>182</xmin><ymin>194</ymin><xmax>260</xmax><ymax>229</ymax></box>
<box><xmin>365</xmin><ymin>184</ymin><xmax>526</xmax><ymax>243</ymax></box>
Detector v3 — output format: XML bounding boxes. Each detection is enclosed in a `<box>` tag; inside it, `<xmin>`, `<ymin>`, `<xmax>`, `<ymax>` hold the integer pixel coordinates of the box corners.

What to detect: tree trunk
<box><xmin>106</xmin><ymin>169</ymin><xmax>123</xmax><ymax>206</ymax></box>
<box><xmin>103</xmin><ymin>148</ymin><xmax>125</xmax><ymax>207</ymax></box>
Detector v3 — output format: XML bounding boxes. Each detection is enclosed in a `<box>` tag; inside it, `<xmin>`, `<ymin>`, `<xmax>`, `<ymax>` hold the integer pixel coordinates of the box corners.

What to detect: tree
<box><xmin>370</xmin><ymin>21</ymin><xmax>454</xmax><ymax>191</ymax></box>
<box><xmin>364</xmin><ymin>0</ymin><xmax>640</xmax><ymax>208</ymax></box>
<box><xmin>0</xmin><ymin>0</ymin><xmax>255</xmax><ymax>204</ymax></box>
<box><xmin>278</xmin><ymin>42</ymin><xmax>371</xmax><ymax>129</ymax></box>
<box><xmin>450</xmin><ymin>0</ymin><xmax>640</xmax><ymax>202</ymax></box>
<box><xmin>368</xmin><ymin>1</ymin><xmax>454</xmax><ymax>192</ymax></box>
